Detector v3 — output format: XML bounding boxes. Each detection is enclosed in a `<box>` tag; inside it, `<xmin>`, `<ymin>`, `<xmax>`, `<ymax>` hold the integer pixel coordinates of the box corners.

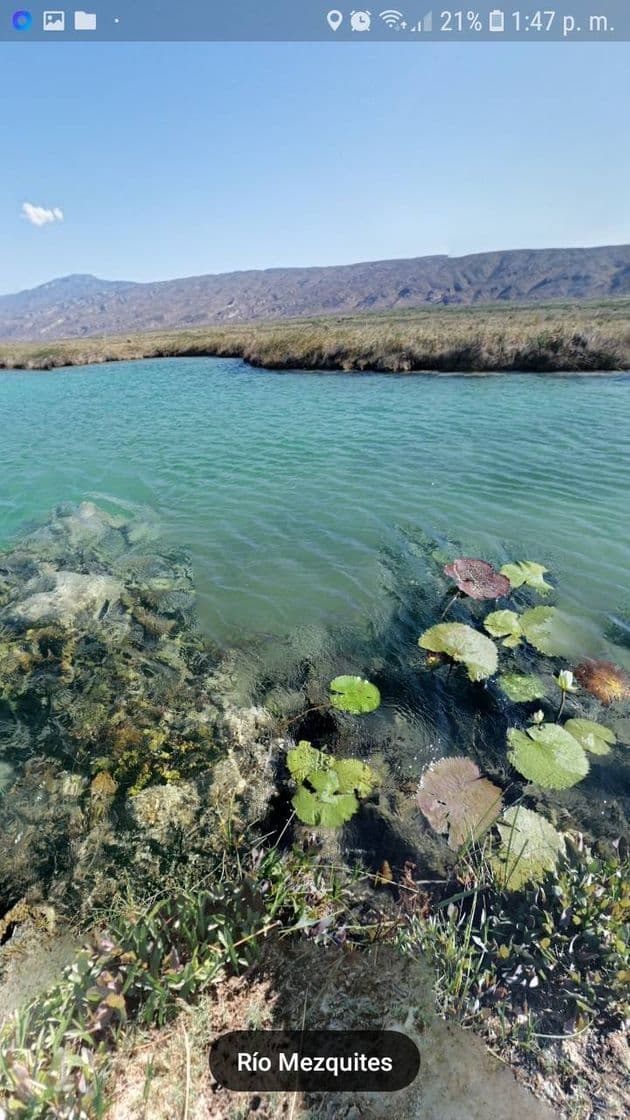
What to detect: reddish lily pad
<box><xmin>416</xmin><ymin>756</ymin><xmax>503</xmax><ymax>849</ymax></box>
<box><xmin>443</xmin><ymin>558</ymin><xmax>510</xmax><ymax>602</ymax></box>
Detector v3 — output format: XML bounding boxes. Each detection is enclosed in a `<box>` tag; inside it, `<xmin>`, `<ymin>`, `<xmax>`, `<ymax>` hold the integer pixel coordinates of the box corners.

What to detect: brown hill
<box><xmin>1</xmin><ymin>245</ymin><xmax>628</xmax><ymax>341</ymax></box>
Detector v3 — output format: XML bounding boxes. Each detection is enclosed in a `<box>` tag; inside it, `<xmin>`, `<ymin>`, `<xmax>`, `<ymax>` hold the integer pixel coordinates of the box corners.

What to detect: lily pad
<box><xmin>287</xmin><ymin>741</ymin><xmax>327</xmax><ymax>783</ymax></box>
<box><xmin>574</xmin><ymin>659</ymin><xmax>630</xmax><ymax>705</ymax></box>
<box><xmin>288</xmin><ymin>742</ymin><xmax>376</xmax><ymax>828</ymax></box>
<box><xmin>498</xmin><ymin>673</ymin><xmax>546</xmax><ymax>703</ymax></box>
<box><xmin>484</xmin><ymin>610</ymin><xmax>523</xmax><ymax>649</ymax></box>
<box><xmin>333</xmin><ymin>758</ymin><xmax>375</xmax><ymax>798</ymax></box>
<box><xmin>564</xmin><ymin>718</ymin><xmax>616</xmax><ymax>756</ymax></box>
<box><xmin>492</xmin><ymin>806</ymin><xmax>565</xmax><ymax>890</ymax></box>
<box><xmin>329</xmin><ymin>675</ymin><xmax>381</xmax><ymax>715</ymax></box>
<box><xmin>507</xmin><ymin>723</ymin><xmax>589</xmax><ymax>789</ymax></box>
<box><xmin>416</xmin><ymin>756</ymin><xmax>503</xmax><ymax>849</ymax></box>
<box><xmin>443</xmin><ymin>558</ymin><xmax>510</xmax><ymax>601</ymax></box>
<box><xmin>519</xmin><ymin>606</ymin><xmax>558</xmax><ymax>655</ymax></box>
<box><xmin>292</xmin><ymin>772</ymin><xmax>359</xmax><ymax>829</ymax></box>
<box><xmin>419</xmin><ymin>623</ymin><xmax>498</xmax><ymax>682</ymax></box>
<box><xmin>501</xmin><ymin>561</ymin><xmax>553</xmax><ymax>594</ymax></box>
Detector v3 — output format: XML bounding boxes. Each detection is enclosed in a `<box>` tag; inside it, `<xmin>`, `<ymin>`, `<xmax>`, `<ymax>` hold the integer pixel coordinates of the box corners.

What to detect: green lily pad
<box><xmin>501</xmin><ymin>561</ymin><xmax>553</xmax><ymax>594</ymax></box>
<box><xmin>564</xmin><ymin>718</ymin><xmax>616</xmax><ymax>756</ymax></box>
<box><xmin>507</xmin><ymin>723</ymin><xmax>589</xmax><ymax>789</ymax></box>
<box><xmin>287</xmin><ymin>740</ymin><xmax>327</xmax><ymax>783</ymax></box>
<box><xmin>418</xmin><ymin>623</ymin><xmax>498</xmax><ymax>682</ymax></box>
<box><xmin>492</xmin><ymin>806</ymin><xmax>565</xmax><ymax>890</ymax></box>
<box><xmin>334</xmin><ymin>758</ymin><xmax>375</xmax><ymax>797</ymax></box>
<box><xmin>329</xmin><ymin>675</ymin><xmax>381</xmax><ymax>714</ymax></box>
<box><xmin>484</xmin><ymin>610</ymin><xmax>523</xmax><ymax>648</ymax></box>
<box><xmin>417</xmin><ymin>756</ymin><xmax>503</xmax><ymax>849</ymax></box>
<box><xmin>292</xmin><ymin>783</ymin><xmax>358</xmax><ymax>829</ymax></box>
<box><xmin>498</xmin><ymin>673</ymin><xmax>546</xmax><ymax>703</ymax></box>
<box><xmin>519</xmin><ymin>606</ymin><xmax>558</xmax><ymax>655</ymax></box>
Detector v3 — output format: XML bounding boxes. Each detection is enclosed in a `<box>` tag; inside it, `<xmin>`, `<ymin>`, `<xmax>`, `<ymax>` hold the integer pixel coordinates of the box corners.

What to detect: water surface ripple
<box><xmin>1</xmin><ymin>359</ymin><xmax>629</xmax><ymax>654</ymax></box>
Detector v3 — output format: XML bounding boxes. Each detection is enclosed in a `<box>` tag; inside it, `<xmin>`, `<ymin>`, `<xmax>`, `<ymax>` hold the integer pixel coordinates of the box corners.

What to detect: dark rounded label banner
<box><xmin>209</xmin><ymin>1029</ymin><xmax>420</xmax><ymax>1092</ymax></box>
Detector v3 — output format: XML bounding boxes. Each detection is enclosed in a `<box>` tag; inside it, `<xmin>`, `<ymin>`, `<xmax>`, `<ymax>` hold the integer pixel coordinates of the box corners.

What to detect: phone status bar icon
<box><xmin>43</xmin><ymin>11</ymin><xmax>65</xmax><ymax>30</ymax></box>
<box><xmin>74</xmin><ymin>10</ymin><xmax>96</xmax><ymax>30</ymax></box>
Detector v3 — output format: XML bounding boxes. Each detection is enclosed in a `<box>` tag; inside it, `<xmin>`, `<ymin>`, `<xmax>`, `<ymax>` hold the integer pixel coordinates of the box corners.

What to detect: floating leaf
<box><xmin>287</xmin><ymin>741</ymin><xmax>326</xmax><ymax>783</ymax></box>
<box><xmin>501</xmin><ymin>561</ymin><xmax>553</xmax><ymax>594</ymax></box>
<box><xmin>564</xmin><ymin>718</ymin><xmax>616</xmax><ymax>756</ymax></box>
<box><xmin>288</xmin><ymin>743</ymin><xmax>375</xmax><ymax>828</ymax></box>
<box><xmin>416</xmin><ymin>756</ymin><xmax>503</xmax><ymax>849</ymax></box>
<box><xmin>443</xmin><ymin>558</ymin><xmax>510</xmax><ymax>601</ymax></box>
<box><xmin>507</xmin><ymin>724</ymin><xmax>589</xmax><ymax>789</ymax></box>
<box><xmin>574</xmin><ymin>659</ymin><xmax>630</xmax><ymax>706</ymax></box>
<box><xmin>334</xmin><ymin>758</ymin><xmax>375</xmax><ymax>797</ymax></box>
<box><xmin>292</xmin><ymin>769</ymin><xmax>358</xmax><ymax>828</ymax></box>
<box><xmin>492</xmin><ymin>806</ymin><xmax>565</xmax><ymax>890</ymax></box>
<box><xmin>498</xmin><ymin>673</ymin><xmax>546</xmax><ymax>703</ymax></box>
<box><xmin>329</xmin><ymin>675</ymin><xmax>381</xmax><ymax>715</ymax></box>
<box><xmin>419</xmin><ymin>623</ymin><xmax>498</xmax><ymax>682</ymax></box>
<box><xmin>484</xmin><ymin>610</ymin><xmax>523</xmax><ymax>648</ymax></box>
<box><xmin>520</xmin><ymin>606</ymin><xmax>558</xmax><ymax>655</ymax></box>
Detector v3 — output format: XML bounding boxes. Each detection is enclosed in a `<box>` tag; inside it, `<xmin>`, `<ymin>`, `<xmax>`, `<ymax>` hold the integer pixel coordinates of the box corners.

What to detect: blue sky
<box><xmin>1</xmin><ymin>42</ymin><xmax>628</xmax><ymax>293</ymax></box>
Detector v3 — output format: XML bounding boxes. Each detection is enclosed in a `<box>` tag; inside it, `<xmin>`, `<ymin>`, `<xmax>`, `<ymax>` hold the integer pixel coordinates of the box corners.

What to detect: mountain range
<box><xmin>1</xmin><ymin>245</ymin><xmax>628</xmax><ymax>341</ymax></box>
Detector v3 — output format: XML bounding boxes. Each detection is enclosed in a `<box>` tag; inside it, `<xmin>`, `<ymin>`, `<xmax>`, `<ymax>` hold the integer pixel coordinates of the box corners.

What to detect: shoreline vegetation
<box><xmin>0</xmin><ymin>301</ymin><xmax>629</xmax><ymax>374</ymax></box>
<box><xmin>0</xmin><ymin>505</ymin><xmax>628</xmax><ymax>1118</ymax></box>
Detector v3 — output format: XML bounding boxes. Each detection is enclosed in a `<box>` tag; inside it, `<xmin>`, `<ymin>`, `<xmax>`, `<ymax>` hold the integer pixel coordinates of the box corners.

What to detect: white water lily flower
<box><xmin>557</xmin><ymin>670</ymin><xmax>577</xmax><ymax>693</ymax></box>
<box><xmin>531</xmin><ymin>709</ymin><xmax>545</xmax><ymax>725</ymax></box>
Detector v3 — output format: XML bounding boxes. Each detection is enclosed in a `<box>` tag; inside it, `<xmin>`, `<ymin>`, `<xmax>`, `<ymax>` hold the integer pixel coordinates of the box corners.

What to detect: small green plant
<box><xmin>498</xmin><ymin>672</ymin><xmax>546</xmax><ymax>703</ymax></box>
<box><xmin>287</xmin><ymin>741</ymin><xmax>376</xmax><ymax>828</ymax></box>
<box><xmin>483</xmin><ymin>605</ymin><xmax>558</xmax><ymax>653</ymax></box>
<box><xmin>329</xmin><ymin>675</ymin><xmax>381</xmax><ymax>714</ymax></box>
<box><xmin>491</xmin><ymin>804</ymin><xmax>566</xmax><ymax>889</ymax></box>
<box><xmin>418</xmin><ymin>622</ymin><xmax>498</xmax><ymax>682</ymax></box>
<box><xmin>507</xmin><ymin>723</ymin><xmax>589</xmax><ymax>789</ymax></box>
<box><xmin>500</xmin><ymin>560</ymin><xmax>553</xmax><ymax>594</ymax></box>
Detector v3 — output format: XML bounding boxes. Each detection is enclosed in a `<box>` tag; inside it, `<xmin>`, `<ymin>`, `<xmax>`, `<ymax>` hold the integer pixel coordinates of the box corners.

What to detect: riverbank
<box><xmin>0</xmin><ymin>504</ymin><xmax>628</xmax><ymax>1118</ymax></box>
<box><xmin>1</xmin><ymin>302</ymin><xmax>629</xmax><ymax>373</ymax></box>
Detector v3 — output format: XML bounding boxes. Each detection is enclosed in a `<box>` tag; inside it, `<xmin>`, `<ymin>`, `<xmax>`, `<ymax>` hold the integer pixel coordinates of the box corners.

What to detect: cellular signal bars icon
<box><xmin>415</xmin><ymin>11</ymin><xmax>433</xmax><ymax>32</ymax></box>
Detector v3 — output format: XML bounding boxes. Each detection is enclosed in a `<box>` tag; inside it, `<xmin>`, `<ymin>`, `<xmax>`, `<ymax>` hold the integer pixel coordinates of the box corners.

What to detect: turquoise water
<box><xmin>1</xmin><ymin>359</ymin><xmax>629</xmax><ymax>658</ymax></box>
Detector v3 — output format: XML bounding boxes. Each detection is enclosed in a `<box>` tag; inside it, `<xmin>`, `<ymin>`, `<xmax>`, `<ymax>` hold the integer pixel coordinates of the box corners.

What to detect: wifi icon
<box><xmin>379</xmin><ymin>8</ymin><xmax>406</xmax><ymax>29</ymax></box>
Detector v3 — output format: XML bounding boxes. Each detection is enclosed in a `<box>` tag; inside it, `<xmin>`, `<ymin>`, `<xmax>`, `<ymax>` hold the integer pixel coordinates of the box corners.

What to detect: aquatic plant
<box><xmin>498</xmin><ymin>672</ymin><xmax>546</xmax><ymax>703</ymax></box>
<box><xmin>418</xmin><ymin>622</ymin><xmax>498</xmax><ymax>682</ymax></box>
<box><xmin>500</xmin><ymin>560</ymin><xmax>553</xmax><ymax>594</ymax></box>
<box><xmin>483</xmin><ymin>604</ymin><xmax>557</xmax><ymax>653</ymax></box>
<box><xmin>443</xmin><ymin>557</ymin><xmax>510</xmax><ymax>602</ymax></box>
<box><xmin>329</xmin><ymin>674</ymin><xmax>381</xmax><ymax>714</ymax></box>
<box><xmin>492</xmin><ymin>805</ymin><xmax>566</xmax><ymax>890</ymax></box>
<box><xmin>564</xmin><ymin>717</ymin><xmax>617</xmax><ymax>756</ymax></box>
<box><xmin>555</xmin><ymin>667</ymin><xmax>578</xmax><ymax>719</ymax></box>
<box><xmin>287</xmin><ymin>741</ymin><xmax>376</xmax><ymax>828</ymax></box>
<box><xmin>507</xmin><ymin>723</ymin><xmax>589</xmax><ymax>789</ymax></box>
<box><xmin>574</xmin><ymin>657</ymin><xmax>630</xmax><ymax>705</ymax></box>
<box><xmin>416</xmin><ymin>757</ymin><xmax>503</xmax><ymax>850</ymax></box>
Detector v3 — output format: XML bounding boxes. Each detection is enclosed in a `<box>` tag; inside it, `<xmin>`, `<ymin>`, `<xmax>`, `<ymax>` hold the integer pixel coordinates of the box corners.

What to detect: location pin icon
<box><xmin>327</xmin><ymin>10</ymin><xmax>344</xmax><ymax>31</ymax></box>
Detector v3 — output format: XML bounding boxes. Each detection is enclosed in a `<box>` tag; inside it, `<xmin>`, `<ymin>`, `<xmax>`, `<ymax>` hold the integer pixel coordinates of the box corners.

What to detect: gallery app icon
<box><xmin>12</xmin><ymin>10</ymin><xmax>33</xmax><ymax>31</ymax></box>
<box><xmin>74</xmin><ymin>10</ymin><xmax>96</xmax><ymax>30</ymax></box>
<box><xmin>44</xmin><ymin>11</ymin><xmax>65</xmax><ymax>30</ymax></box>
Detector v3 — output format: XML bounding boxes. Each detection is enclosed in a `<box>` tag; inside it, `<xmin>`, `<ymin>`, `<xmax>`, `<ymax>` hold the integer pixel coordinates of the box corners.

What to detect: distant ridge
<box><xmin>1</xmin><ymin>245</ymin><xmax>629</xmax><ymax>341</ymax></box>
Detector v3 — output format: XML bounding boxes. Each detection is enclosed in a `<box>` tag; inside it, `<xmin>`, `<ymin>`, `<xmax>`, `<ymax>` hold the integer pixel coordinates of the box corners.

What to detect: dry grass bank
<box><xmin>0</xmin><ymin>301</ymin><xmax>628</xmax><ymax>373</ymax></box>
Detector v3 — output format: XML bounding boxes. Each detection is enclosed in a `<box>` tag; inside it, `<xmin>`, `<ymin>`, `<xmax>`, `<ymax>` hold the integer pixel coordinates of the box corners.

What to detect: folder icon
<box><xmin>74</xmin><ymin>11</ymin><xmax>97</xmax><ymax>30</ymax></box>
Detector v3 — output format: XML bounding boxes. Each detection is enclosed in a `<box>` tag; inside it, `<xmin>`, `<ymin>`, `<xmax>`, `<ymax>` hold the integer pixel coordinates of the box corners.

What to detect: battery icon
<box><xmin>489</xmin><ymin>9</ymin><xmax>505</xmax><ymax>31</ymax></box>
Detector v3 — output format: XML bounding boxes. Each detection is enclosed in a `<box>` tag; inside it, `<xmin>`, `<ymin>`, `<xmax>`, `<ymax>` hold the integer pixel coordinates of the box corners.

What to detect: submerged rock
<box><xmin>9</xmin><ymin>569</ymin><xmax>123</xmax><ymax>627</ymax></box>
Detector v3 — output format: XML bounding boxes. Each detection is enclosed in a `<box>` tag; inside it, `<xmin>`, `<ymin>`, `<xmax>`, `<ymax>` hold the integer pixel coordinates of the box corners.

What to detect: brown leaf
<box><xmin>417</xmin><ymin>756</ymin><xmax>503</xmax><ymax>849</ymax></box>
<box><xmin>444</xmin><ymin>558</ymin><xmax>510</xmax><ymax>601</ymax></box>
<box><xmin>574</xmin><ymin>658</ymin><xmax>630</xmax><ymax>705</ymax></box>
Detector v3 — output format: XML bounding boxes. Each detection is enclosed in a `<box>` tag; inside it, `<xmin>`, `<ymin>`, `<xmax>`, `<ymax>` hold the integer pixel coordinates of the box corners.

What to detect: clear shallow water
<box><xmin>1</xmin><ymin>359</ymin><xmax>629</xmax><ymax>658</ymax></box>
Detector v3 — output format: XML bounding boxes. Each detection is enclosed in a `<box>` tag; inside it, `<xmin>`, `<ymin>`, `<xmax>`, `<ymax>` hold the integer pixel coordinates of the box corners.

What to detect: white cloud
<box><xmin>22</xmin><ymin>202</ymin><xmax>64</xmax><ymax>227</ymax></box>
